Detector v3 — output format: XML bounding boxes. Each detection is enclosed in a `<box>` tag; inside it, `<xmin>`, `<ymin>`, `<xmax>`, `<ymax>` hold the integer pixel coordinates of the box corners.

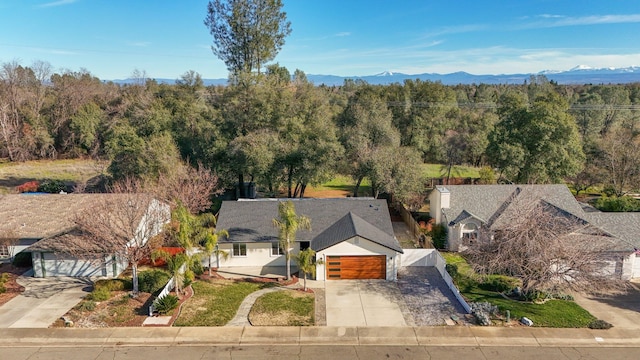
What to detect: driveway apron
<box><xmin>0</xmin><ymin>276</ymin><xmax>91</xmax><ymax>328</ymax></box>
<box><xmin>325</xmin><ymin>280</ymin><xmax>410</xmax><ymax>326</ymax></box>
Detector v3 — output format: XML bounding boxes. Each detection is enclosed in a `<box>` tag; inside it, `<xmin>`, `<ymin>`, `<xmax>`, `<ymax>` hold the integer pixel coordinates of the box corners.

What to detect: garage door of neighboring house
<box><xmin>326</xmin><ymin>255</ymin><xmax>386</xmax><ymax>279</ymax></box>
<box><xmin>42</xmin><ymin>252</ymin><xmax>103</xmax><ymax>277</ymax></box>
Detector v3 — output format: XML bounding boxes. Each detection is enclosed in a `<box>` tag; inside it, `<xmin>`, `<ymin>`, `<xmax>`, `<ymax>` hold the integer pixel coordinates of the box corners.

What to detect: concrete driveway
<box><xmin>573</xmin><ymin>284</ymin><xmax>640</xmax><ymax>330</ymax></box>
<box><xmin>0</xmin><ymin>274</ymin><xmax>91</xmax><ymax>328</ymax></box>
<box><xmin>325</xmin><ymin>280</ymin><xmax>412</xmax><ymax>326</ymax></box>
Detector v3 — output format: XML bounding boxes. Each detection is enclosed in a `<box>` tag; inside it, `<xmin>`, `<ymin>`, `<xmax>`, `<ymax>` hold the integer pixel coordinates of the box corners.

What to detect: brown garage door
<box><xmin>326</xmin><ymin>255</ymin><xmax>386</xmax><ymax>280</ymax></box>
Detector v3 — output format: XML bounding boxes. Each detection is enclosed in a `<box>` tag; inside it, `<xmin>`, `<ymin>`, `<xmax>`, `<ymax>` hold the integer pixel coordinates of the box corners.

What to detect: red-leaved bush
<box><xmin>16</xmin><ymin>181</ymin><xmax>40</xmax><ymax>193</ymax></box>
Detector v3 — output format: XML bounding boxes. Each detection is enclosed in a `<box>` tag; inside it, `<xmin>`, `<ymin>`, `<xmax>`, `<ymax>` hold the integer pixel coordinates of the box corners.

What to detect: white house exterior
<box><xmin>0</xmin><ymin>193</ymin><xmax>169</xmax><ymax>278</ymax></box>
<box><xmin>429</xmin><ymin>184</ymin><xmax>640</xmax><ymax>280</ymax></box>
<box><xmin>215</xmin><ymin>198</ymin><xmax>404</xmax><ymax>281</ymax></box>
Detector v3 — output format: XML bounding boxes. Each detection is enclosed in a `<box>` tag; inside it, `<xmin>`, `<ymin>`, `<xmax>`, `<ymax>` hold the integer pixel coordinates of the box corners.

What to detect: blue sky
<box><xmin>1</xmin><ymin>0</ymin><xmax>640</xmax><ymax>80</ymax></box>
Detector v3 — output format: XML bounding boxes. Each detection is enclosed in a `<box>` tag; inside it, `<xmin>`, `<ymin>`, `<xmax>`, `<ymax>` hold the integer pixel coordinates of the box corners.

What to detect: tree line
<box><xmin>2</xmin><ymin>60</ymin><xmax>640</xmax><ymax>201</ymax></box>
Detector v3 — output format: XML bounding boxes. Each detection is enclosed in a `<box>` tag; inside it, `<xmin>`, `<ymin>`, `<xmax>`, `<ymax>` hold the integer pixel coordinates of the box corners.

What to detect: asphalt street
<box><xmin>6</xmin><ymin>345</ymin><xmax>640</xmax><ymax>360</ymax></box>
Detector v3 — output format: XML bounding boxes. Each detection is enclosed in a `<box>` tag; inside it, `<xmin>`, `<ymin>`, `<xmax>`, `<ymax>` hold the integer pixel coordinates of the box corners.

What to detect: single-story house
<box><xmin>0</xmin><ymin>193</ymin><xmax>169</xmax><ymax>278</ymax></box>
<box><xmin>215</xmin><ymin>198</ymin><xmax>404</xmax><ymax>280</ymax></box>
<box><xmin>429</xmin><ymin>184</ymin><xmax>640</xmax><ymax>280</ymax></box>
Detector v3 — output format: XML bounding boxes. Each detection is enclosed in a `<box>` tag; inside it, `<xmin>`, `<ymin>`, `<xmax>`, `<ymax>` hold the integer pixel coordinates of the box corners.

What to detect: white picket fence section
<box><xmin>400</xmin><ymin>249</ymin><xmax>471</xmax><ymax>314</ymax></box>
<box><xmin>149</xmin><ymin>262</ymin><xmax>187</xmax><ymax>316</ymax></box>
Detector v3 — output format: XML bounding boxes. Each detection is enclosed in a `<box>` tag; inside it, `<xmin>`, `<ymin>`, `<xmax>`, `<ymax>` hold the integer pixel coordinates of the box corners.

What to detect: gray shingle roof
<box><xmin>585</xmin><ymin>212</ymin><xmax>640</xmax><ymax>251</ymax></box>
<box><xmin>312</xmin><ymin>212</ymin><xmax>403</xmax><ymax>253</ymax></box>
<box><xmin>216</xmin><ymin>198</ymin><xmax>402</xmax><ymax>253</ymax></box>
<box><xmin>442</xmin><ymin>184</ymin><xmax>586</xmax><ymax>226</ymax></box>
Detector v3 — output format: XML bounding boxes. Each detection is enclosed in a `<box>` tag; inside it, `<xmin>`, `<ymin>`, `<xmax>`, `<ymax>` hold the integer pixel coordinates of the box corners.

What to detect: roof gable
<box><xmin>217</xmin><ymin>198</ymin><xmax>399</xmax><ymax>248</ymax></box>
<box><xmin>312</xmin><ymin>212</ymin><xmax>403</xmax><ymax>253</ymax></box>
<box><xmin>442</xmin><ymin>184</ymin><xmax>587</xmax><ymax>226</ymax></box>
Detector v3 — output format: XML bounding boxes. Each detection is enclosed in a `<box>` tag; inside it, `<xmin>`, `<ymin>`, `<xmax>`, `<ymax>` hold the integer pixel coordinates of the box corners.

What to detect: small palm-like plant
<box><xmin>294</xmin><ymin>248</ymin><xmax>323</xmax><ymax>291</ymax></box>
<box><xmin>196</xmin><ymin>212</ymin><xmax>229</xmax><ymax>275</ymax></box>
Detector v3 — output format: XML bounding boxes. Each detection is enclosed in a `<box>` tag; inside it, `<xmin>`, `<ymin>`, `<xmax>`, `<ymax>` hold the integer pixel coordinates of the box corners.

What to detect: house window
<box><xmin>300</xmin><ymin>241</ymin><xmax>310</xmax><ymax>251</ymax></box>
<box><xmin>232</xmin><ymin>243</ymin><xmax>247</xmax><ymax>257</ymax></box>
<box><xmin>271</xmin><ymin>242</ymin><xmax>284</xmax><ymax>256</ymax></box>
<box><xmin>0</xmin><ymin>245</ymin><xmax>8</xmax><ymax>258</ymax></box>
<box><xmin>461</xmin><ymin>222</ymin><xmax>478</xmax><ymax>246</ymax></box>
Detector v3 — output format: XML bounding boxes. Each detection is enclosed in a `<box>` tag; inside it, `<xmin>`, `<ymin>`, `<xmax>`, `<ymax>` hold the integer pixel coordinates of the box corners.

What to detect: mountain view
<box><xmin>113</xmin><ymin>66</ymin><xmax>640</xmax><ymax>86</ymax></box>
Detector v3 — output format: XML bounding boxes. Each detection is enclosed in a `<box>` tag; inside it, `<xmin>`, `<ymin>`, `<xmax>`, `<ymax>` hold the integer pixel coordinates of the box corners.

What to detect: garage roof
<box><xmin>312</xmin><ymin>212</ymin><xmax>403</xmax><ymax>253</ymax></box>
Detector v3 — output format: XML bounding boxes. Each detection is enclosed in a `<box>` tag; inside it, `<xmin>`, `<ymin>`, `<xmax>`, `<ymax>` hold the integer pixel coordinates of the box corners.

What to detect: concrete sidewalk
<box><xmin>0</xmin><ymin>326</ymin><xmax>638</xmax><ymax>347</ymax></box>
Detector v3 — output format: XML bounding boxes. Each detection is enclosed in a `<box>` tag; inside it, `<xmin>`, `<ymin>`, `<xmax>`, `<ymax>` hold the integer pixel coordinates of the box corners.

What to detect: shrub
<box><xmin>154</xmin><ymin>294</ymin><xmax>179</xmax><ymax>315</ymax></box>
<box><xmin>480</xmin><ymin>275</ymin><xmax>520</xmax><ymax>293</ymax></box>
<box><xmin>478</xmin><ymin>166</ymin><xmax>496</xmax><ymax>184</ymax></box>
<box><xmin>94</xmin><ymin>278</ymin><xmax>132</xmax><ymax>292</ymax></box>
<box><xmin>138</xmin><ymin>270</ymin><xmax>171</xmax><ymax>294</ymax></box>
<box><xmin>38</xmin><ymin>179</ymin><xmax>67</xmax><ymax>194</ymax></box>
<box><xmin>12</xmin><ymin>252</ymin><xmax>32</xmax><ymax>267</ymax></box>
<box><xmin>16</xmin><ymin>181</ymin><xmax>39</xmax><ymax>193</ymax></box>
<box><xmin>429</xmin><ymin>224</ymin><xmax>448</xmax><ymax>249</ymax></box>
<box><xmin>190</xmin><ymin>260</ymin><xmax>204</xmax><ymax>276</ymax></box>
<box><xmin>470</xmin><ymin>302</ymin><xmax>498</xmax><ymax>326</ymax></box>
<box><xmin>88</xmin><ymin>286</ymin><xmax>111</xmax><ymax>301</ymax></box>
<box><xmin>588</xmin><ymin>319</ymin><xmax>613</xmax><ymax>330</ymax></box>
<box><xmin>593</xmin><ymin>196</ymin><xmax>640</xmax><ymax>212</ymax></box>
<box><xmin>445</xmin><ymin>263</ymin><xmax>458</xmax><ymax>277</ymax></box>
<box><xmin>77</xmin><ymin>300</ymin><xmax>96</xmax><ymax>312</ymax></box>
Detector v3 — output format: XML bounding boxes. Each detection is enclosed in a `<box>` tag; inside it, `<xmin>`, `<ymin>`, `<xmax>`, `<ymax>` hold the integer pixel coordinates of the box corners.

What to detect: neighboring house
<box><xmin>0</xmin><ymin>193</ymin><xmax>169</xmax><ymax>278</ymax></box>
<box><xmin>216</xmin><ymin>198</ymin><xmax>404</xmax><ymax>280</ymax></box>
<box><xmin>429</xmin><ymin>184</ymin><xmax>640</xmax><ymax>280</ymax></box>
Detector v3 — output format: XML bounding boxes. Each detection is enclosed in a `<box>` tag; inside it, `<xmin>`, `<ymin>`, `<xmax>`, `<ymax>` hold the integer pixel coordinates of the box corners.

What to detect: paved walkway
<box><xmin>1</xmin><ymin>326</ymin><xmax>639</xmax><ymax>347</ymax></box>
<box><xmin>226</xmin><ymin>287</ymin><xmax>287</xmax><ymax>326</ymax></box>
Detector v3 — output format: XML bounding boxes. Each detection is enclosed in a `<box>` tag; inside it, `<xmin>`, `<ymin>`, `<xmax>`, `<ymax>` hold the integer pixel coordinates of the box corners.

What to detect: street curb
<box><xmin>0</xmin><ymin>326</ymin><xmax>636</xmax><ymax>347</ymax></box>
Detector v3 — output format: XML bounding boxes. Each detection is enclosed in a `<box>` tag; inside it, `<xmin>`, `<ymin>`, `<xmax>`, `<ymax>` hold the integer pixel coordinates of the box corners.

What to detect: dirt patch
<box><xmin>302</xmin><ymin>188</ymin><xmax>350</xmax><ymax>198</ymax></box>
<box><xmin>0</xmin><ymin>264</ymin><xmax>28</xmax><ymax>306</ymax></box>
<box><xmin>52</xmin><ymin>291</ymin><xmax>153</xmax><ymax>328</ymax></box>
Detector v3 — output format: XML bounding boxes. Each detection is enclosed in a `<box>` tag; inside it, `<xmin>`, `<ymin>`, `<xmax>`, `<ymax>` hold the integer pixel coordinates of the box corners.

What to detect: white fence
<box><xmin>149</xmin><ymin>262</ymin><xmax>186</xmax><ymax>316</ymax></box>
<box><xmin>400</xmin><ymin>249</ymin><xmax>471</xmax><ymax>314</ymax></box>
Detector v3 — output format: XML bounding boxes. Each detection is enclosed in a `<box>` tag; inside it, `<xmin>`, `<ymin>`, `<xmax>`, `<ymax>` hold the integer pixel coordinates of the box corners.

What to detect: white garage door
<box><xmin>42</xmin><ymin>252</ymin><xmax>104</xmax><ymax>277</ymax></box>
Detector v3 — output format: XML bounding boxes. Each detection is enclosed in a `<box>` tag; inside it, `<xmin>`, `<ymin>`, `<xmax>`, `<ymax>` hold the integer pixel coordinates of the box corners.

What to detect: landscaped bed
<box><xmin>249</xmin><ymin>290</ymin><xmax>315</xmax><ymax>326</ymax></box>
<box><xmin>441</xmin><ymin>252</ymin><xmax>598</xmax><ymax>328</ymax></box>
<box><xmin>0</xmin><ymin>264</ymin><xmax>27</xmax><ymax>306</ymax></box>
<box><xmin>175</xmin><ymin>278</ymin><xmax>275</xmax><ymax>326</ymax></box>
<box><xmin>52</xmin><ymin>291</ymin><xmax>154</xmax><ymax>328</ymax></box>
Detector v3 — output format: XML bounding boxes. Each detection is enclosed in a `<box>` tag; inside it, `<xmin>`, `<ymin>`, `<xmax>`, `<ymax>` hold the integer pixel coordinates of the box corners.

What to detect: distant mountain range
<box><xmin>111</xmin><ymin>65</ymin><xmax>640</xmax><ymax>86</ymax></box>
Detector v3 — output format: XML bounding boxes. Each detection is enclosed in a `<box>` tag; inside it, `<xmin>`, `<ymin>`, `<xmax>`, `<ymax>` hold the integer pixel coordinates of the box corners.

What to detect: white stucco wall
<box><xmin>315</xmin><ymin>236</ymin><xmax>399</xmax><ymax>281</ymax></box>
<box><xmin>216</xmin><ymin>242</ymin><xmax>300</xmax><ymax>268</ymax></box>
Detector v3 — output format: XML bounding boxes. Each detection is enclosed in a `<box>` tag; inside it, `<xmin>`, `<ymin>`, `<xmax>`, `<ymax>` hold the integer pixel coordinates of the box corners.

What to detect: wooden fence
<box><xmin>393</xmin><ymin>200</ymin><xmax>433</xmax><ymax>248</ymax></box>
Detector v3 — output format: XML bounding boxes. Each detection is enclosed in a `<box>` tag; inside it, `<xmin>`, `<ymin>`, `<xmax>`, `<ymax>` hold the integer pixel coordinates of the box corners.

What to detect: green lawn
<box><xmin>248</xmin><ymin>290</ymin><xmax>315</xmax><ymax>326</ymax></box>
<box><xmin>442</xmin><ymin>252</ymin><xmax>597</xmax><ymax>328</ymax></box>
<box><xmin>0</xmin><ymin>158</ymin><xmax>106</xmax><ymax>193</ymax></box>
<box><xmin>420</xmin><ymin>163</ymin><xmax>481</xmax><ymax>179</ymax></box>
<box><xmin>174</xmin><ymin>280</ymin><xmax>274</xmax><ymax>326</ymax></box>
<box><xmin>315</xmin><ymin>174</ymin><xmax>372</xmax><ymax>196</ymax></box>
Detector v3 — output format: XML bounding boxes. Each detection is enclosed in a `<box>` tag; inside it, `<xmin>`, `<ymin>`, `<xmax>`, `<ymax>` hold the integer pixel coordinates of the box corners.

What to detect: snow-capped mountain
<box><xmin>111</xmin><ymin>66</ymin><xmax>640</xmax><ymax>86</ymax></box>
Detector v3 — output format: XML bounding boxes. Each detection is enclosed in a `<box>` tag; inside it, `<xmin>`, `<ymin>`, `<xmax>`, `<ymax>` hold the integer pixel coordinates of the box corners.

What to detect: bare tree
<box><xmin>463</xmin><ymin>188</ymin><xmax>625</xmax><ymax>295</ymax></box>
<box><xmin>152</xmin><ymin>162</ymin><xmax>222</xmax><ymax>214</ymax></box>
<box><xmin>0</xmin><ymin>230</ymin><xmax>20</xmax><ymax>261</ymax></box>
<box><xmin>72</xmin><ymin>179</ymin><xmax>170</xmax><ymax>296</ymax></box>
